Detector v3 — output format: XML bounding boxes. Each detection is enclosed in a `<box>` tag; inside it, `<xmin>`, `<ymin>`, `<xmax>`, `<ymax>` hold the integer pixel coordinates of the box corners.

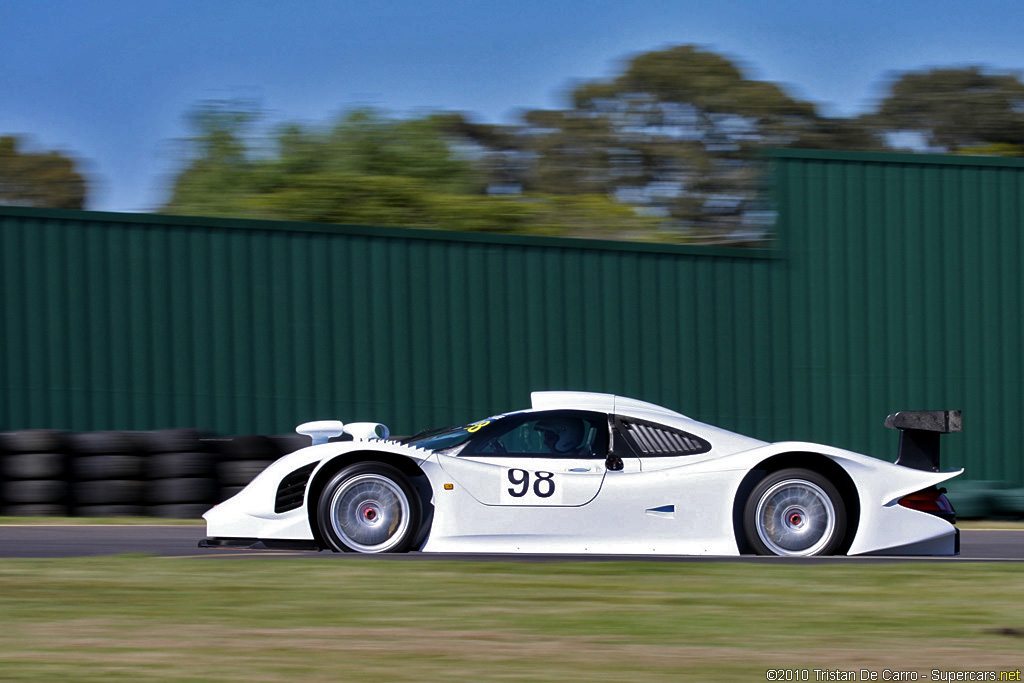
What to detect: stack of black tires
<box><xmin>0</xmin><ymin>430</ymin><xmax>69</xmax><ymax>516</ymax></box>
<box><xmin>0</xmin><ymin>429</ymin><xmax>309</xmax><ymax>518</ymax></box>
<box><xmin>142</xmin><ymin>429</ymin><xmax>218</xmax><ymax>519</ymax></box>
<box><xmin>212</xmin><ymin>435</ymin><xmax>279</xmax><ymax>505</ymax></box>
<box><xmin>68</xmin><ymin>430</ymin><xmax>149</xmax><ymax>516</ymax></box>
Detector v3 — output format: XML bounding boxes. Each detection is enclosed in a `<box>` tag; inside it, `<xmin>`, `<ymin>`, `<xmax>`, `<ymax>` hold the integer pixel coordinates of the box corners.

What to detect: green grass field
<box><xmin>1</xmin><ymin>556</ymin><xmax>1022</xmax><ymax>681</ymax></box>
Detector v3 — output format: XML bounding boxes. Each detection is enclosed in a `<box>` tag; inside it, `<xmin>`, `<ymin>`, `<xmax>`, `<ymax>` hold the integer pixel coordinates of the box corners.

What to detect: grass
<box><xmin>0</xmin><ymin>557</ymin><xmax>1022</xmax><ymax>681</ymax></box>
<box><xmin>959</xmin><ymin>519</ymin><xmax>1024</xmax><ymax>529</ymax></box>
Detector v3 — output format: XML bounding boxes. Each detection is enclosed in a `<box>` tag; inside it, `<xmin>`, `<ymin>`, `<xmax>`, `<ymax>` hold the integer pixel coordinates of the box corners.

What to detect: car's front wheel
<box><xmin>317</xmin><ymin>463</ymin><xmax>421</xmax><ymax>553</ymax></box>
<box><xmin>743</xmin><ymin>468</ymin><xmax>847</xmax><ymax>556</ymax></box>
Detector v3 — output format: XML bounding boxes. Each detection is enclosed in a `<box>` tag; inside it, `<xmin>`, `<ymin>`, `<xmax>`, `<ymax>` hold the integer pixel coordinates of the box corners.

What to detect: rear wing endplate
<box><xmin>885</xmin><ymin>410</ymin><xmax>962</xmax><ymax>472</ymax></box>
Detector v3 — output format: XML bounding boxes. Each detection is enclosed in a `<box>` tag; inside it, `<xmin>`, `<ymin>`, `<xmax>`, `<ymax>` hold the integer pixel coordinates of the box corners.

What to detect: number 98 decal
<box><xmin>506</xmin><ymin>469</ymin><xmax>556</xmax><ymax>498</ymax></box>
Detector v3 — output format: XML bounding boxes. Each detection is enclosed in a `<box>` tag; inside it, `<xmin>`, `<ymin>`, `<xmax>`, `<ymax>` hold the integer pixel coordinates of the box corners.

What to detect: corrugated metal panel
<box><xmin>3</xmin><ymin>148</ymin><xmax>1023</xmax><ymax>487</ymax></box>
<box><xmin>771</xmin><ymin>150</ymin><xmax>1024</xmax><ymax>485</ymax></box>
<box><xmin>0</xmin><ymin>207</ymin><xmax>777</xmax><ymax>440</ymax></box>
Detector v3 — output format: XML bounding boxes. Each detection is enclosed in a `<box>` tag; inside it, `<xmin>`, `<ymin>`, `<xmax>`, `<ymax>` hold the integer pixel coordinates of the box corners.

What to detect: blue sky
<box><xmin>4</xmin><ymin>0</ymin><xmax>1024</xmax><ymax>212</ymax></box>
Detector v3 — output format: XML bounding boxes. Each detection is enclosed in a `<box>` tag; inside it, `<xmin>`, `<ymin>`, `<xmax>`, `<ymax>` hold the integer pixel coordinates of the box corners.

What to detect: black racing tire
<box><xmin>316</xmin><ymin>462</ymin><xmax>421</xmax><ymax>554</ymax></box>
<box><xmin>1</xmin><ymin>453</ymin><xmax>66</xmax><ymax>480</ymax></box>
<box><xmin>270</xmin><ymin>434</ymin><xmax>309</xmax><ymax>456</ymax></box>
<box><xmin>217</xmin><ymin>435</ymin><xmax>279</xmax><ymax>461</ymax></box>
<box><xmin>0</xmin><ymin>430</ymin><xmax>63</xmax><ymax>454</ymax></box>
<box><xmin>2</xmin><ymin>479</ymin><xmax>68</xmax><ymax>504</ymax></box>
<box><xmin>146</xmin><ymin>452</ymin><xmax>217</xmax><ymax>480</ymax></box>
<box><xmin>219</xmin><ymin>485</ymin><xmax>246</xmax><ymax>502</ymax></box>
<box><xmin>743</xmin><ymin>468</ymin><xmax>847</xmax><ymax>557</ymax></box>
<box><xmin>146</xmin><ymin>503</ymin><xmax>211</xmax><ymax>519</ymax></box>
<box><xmin>216</xmin><ymin>460</ymin><xmax>274</xmax><ymax>487</ymax></box>
<box><xmin>71</xmin><ymin>455</ymin><xmax>145</xmax><ymax>481</ymax></box>
<box><xmin>146</xmin><ymin>477</ymin><xmax>218</xmax><ymax>505</ymax></box>
<box><xmin>135</xmin><ymin>429</ymin><xmax>204</xmax><ymax>455</ymax></box>
<box><xmin>65</xmin><ymin>431</ymin><xmax>138</xmax><ymax>455</ymax></box>
<box><xmin>73</xmin><ymin>480</ymin><xmax>146</xmax><ymax>506</ymax></box>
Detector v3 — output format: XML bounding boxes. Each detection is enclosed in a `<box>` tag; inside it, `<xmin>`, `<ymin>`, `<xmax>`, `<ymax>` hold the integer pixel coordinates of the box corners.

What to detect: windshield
<box><xmin>403</xmin><ymin>418</ymin><xmax>498</xmax><ymax>451</ymax></box>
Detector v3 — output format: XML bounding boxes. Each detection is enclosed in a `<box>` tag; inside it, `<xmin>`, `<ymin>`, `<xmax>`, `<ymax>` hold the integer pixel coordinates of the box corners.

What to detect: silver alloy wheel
<box><xmin>754</xmin><ymin>478</ymin><xmax>836</xmax><ymax>556</ymax></box>
<box><xmin>328</xmin><ymin>473</ymin><xmax>411</xmax><ymax>553</ymax></box>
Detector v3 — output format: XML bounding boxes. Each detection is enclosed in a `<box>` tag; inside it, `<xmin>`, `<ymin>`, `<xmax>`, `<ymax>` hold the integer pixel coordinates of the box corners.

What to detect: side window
<box><xmin>478</xmin><ymin>421</ymin><xmax>546</xmax><ymax>454</ymax></box>
<box><xmin>617</xmin><ymin>418</ymin><xmax>711</xmax><ymax>456</ymax></box>
<box><xmin>473</xmin><ymin>412</ymin><xmax>608</xmax><ymax>459</ymax></box>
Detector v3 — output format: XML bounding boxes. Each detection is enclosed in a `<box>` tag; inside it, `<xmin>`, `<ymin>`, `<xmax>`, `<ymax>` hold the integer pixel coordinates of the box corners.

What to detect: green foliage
<box><xmin>15</xmin><ymin>44</ymin><xmax>1024</xmax><ymax>247</ymax></box>
<box><xmin>0</xmin><ymin>135</ymin><xmax>88</xmax><ymax>209</ymax></box>
<box><xmin>166</xmin><ymin>48</ymin><xmax>855</xmax><ymax>245</ymax></box>
<box><xmin>161</xmin><ymin>48</ymin><xmax>919</xmax><ymax>245</ymax></box>
<box><xmin>578</xmin><ymin>45</ymin><xmax>814</xmax><ymax>119</ymax></box>
<box><xmin>155</xmin><ymin>49</ymin><xmax>1024</xmax><ymax>245</ymax></box>
<box><xmin>510</xmin><ymin>45</ymin><xmax>877</xmax><ymax>242</ymax></box>
<box><xmin>326</xmin><ymin>111</ymin><xmax>476</xmax><ymax>194</ymax></box>
<box><xmin>872</xmin><ymin>66</ymin><xmax>1024</xmax><ymax>151</ymax></box>
<box><xmin>241</xmin><ymin>175</ymin><xmax>664</xmax><ymax>241</ymax></box>
<box><xmin>952</xmin><ymin>143</ymin><xmax>1024</xmax><ymax>157</ymax></box>
<box><xmin>162</xmin><ymin>102</ymin><xmax>262</xmax><ymax>217</ymax></box>
<box><xmin>164</xmin><ymin>102</ymin><xmax>483</xmax><ymax>220</ymax></box>
<box><xmin>163</xmin><ymin>101</ymin><xmax>669</xmax><ymax>242</ymax></box>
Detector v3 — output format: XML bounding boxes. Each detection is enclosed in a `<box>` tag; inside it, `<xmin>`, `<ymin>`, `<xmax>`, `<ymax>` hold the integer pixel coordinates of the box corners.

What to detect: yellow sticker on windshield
<box><xmin>466</xmin><ymin>420</ymin><xmax>491</xmax><ymax>433</ymax></box>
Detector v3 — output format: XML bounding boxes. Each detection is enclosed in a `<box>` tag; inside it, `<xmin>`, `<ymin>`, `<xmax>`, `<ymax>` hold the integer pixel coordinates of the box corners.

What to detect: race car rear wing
<box><xmin>885</xmin><ymin>410</ymin><xmax>962</xmax><ymax>472</ymax></box>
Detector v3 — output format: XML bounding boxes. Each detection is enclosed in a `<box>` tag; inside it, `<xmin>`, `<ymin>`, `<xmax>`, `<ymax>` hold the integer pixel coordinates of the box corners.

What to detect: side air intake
<box><xmin>275</xmin><ymin>461</ymin><xmax>319</xmax><ymax>513</ymax></box>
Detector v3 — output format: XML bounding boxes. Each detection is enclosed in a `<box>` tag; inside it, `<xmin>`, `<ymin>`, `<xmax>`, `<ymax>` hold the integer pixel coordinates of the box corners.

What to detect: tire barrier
<box><xmin>4</xmin><ymin>428</ymin><xmax>1021</xmax><ymax>520</ymax></box>
<box><xmin>0</xmin><ymin>429</ymin><xmax>309</xmax><ymax>518</ymax></box>
<box><xmin>0</xmin><ymin>430</ymin><xmax>68</xmax><ymax>516</ymax></box>
<box><xmin>206</xmin><ymin>434</ymin><xmax>278</xmax><ymax>508</ymax></box>
<box><xmin>144</xmin><ymin>429</ymin><xmax>218</xmax><ymax>519</ymax></box>
<box><xmin>66</xmin><ymin>431</ymin><xmax>146</xmax><ymax>516</ymax></box>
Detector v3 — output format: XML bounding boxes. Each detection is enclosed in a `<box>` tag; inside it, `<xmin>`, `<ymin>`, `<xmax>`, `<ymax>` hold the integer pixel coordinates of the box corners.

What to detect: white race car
<box><xmin>201</xmin><ymin>391</ymin><xmax>962</xmax><ymax>557</ymax></box>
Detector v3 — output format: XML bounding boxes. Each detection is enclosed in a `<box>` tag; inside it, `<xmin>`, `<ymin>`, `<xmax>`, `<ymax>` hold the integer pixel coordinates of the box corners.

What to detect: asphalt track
<box><xmin>0</xmin><ymin>526</ymin><xmax>1022</xmax><ymax>562</ymax></box>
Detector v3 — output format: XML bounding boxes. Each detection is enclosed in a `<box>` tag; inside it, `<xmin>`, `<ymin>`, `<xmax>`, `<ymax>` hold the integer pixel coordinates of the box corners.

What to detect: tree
<box><xmin>506</xmin><ymin>45</ymin><xmax>877</xmax><ymax>241</ymax></box>
<box><xmin>165</xmin><ymin>45</ymin><xmax>902</xmax><ymax>246</ymax></box>
<box><xmin>871</xmin><ymin>66</ymin><xmax>1024</xmax><ymax>152</ymax></box>
<box><xmin>161</xmin><ymin>102</ymin><xmax>665</xmax><ymax>241</ymax></box>
<box><xmin>164</xmin><ymin>103</ymin><xmax>478</xmax><ymax>218</ymax></box>
<box><xmin>161</xmin><ymin>101</ymin><xmax>263</xmax><ymax>216</ymax></box>
<box><xmin>0</xmin><ymin>135</ymin><xmax>88</xmax><ymax>209</ymax></box>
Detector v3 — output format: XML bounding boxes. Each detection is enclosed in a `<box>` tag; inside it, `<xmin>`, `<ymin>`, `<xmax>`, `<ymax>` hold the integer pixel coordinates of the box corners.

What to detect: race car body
<box><xmin>201</xmin><ymin>391</ymin><xmax>962</xmax><ymax>556</ymax></box>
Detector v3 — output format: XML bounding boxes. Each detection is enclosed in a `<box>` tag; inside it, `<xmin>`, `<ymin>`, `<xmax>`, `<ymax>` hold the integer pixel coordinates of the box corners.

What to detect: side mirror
<box><xmin>606</xmin><ymin>454</ymin><xmax>624</xmax><ymax>471</ymax></box>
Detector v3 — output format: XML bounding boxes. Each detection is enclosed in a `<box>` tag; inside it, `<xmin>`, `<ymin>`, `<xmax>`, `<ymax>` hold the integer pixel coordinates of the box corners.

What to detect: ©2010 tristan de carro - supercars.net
<box><xmin>200</xmin><ymin>391</ymin><xmax>963</xmax><ymax>557</ymax></box>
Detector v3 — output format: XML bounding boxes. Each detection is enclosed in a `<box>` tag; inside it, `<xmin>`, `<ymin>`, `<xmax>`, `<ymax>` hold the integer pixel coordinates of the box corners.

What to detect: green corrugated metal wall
<box><xmin>772</xmin><ymin>149</ymin><xmax>1024</xmax><ymax>486</ymax></box>
<box><xmin>2</xmin><ymin>148</ymin><xmax>1023</xmax><ymax>485</ymax></box>
<box><xmin>0</xmin><ymin>208</ymin><xmax>777</xmax><ymax>439</ymax></box>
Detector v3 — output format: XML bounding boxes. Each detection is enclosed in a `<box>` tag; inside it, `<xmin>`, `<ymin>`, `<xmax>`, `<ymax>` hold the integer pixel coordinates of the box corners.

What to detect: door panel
<box><xmin>437</xmin><ymin>455</ymin><xmax>605</xmax><ymax>506</ymax></box>
<box><xmin>437</xmin><ymin>410</ymin><xmax>617</xmax><ymax>507</ymax></box>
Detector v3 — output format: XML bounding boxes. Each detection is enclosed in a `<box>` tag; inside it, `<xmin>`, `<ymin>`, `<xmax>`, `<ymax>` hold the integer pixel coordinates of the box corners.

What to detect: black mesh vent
<box><xmin>275</xmin><ymin>461</ymin><xmax>319</xmax><ymax>513</ymax></box>
<box><xmin>620</xmin><ymin>421</ymin><xmax>711</xmax><ymax>456</ymax></box>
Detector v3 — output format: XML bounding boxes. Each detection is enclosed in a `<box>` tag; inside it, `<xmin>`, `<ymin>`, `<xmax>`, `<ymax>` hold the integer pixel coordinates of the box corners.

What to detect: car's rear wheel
<box><xmin>744</xmin><ymin>468</ymin><xmax>847</xmax><ymax>556</ymax></box>
<box><xmin>317</xmin><ymin>463</ymin><xmax>421</xmax><ymax>553</ymax></box>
